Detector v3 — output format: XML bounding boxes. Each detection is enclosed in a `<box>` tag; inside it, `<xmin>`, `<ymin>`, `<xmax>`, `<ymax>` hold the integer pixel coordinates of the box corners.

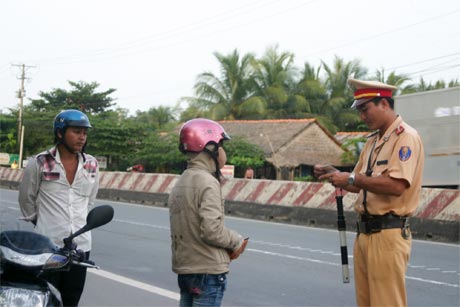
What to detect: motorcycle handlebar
<box><xmin>72</xmin><ymin>259</ymin><xmax>100</xmax><ymax>269</ymax></box>
<box><xmin>56</xmin><ymin>248</ymin><xmax>99</xmax><ymax>269</ymax></box>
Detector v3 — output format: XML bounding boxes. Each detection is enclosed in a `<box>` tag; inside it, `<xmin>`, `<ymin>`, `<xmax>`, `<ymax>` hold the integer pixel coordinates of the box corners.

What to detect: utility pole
<box><xmin>12</xmin><ymin>63</ymin><xmax>35</xmax><ymax>168</ymax></box>
<box><xmin>18</xmin><ymin>64</ymin><xmax>25</xmax><ymax>144</ymax></box>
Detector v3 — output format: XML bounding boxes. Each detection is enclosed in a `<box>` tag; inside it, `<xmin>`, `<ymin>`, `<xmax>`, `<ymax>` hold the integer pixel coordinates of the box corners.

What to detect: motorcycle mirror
<box><xmin>63</xmin><ymin>205</ymin><xmax>114</xmax><ymax>248</ymax></box>
<box><xmin>85</xmin><ymin>205</ymin><xmax>115</xmax><ymax>230</ymax></box>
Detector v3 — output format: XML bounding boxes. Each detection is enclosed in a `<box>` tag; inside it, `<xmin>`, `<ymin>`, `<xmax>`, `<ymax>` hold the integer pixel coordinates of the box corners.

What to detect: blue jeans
<box><xmin>178</xmin><ymin>273</ymin><xmax>227</xmax><ymax>307</ymax></box>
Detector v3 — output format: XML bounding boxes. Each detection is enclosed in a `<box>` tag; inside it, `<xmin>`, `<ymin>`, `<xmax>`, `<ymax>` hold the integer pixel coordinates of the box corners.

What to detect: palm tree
<box><xmin>448</xmin><ymin>79</ymin><xmax>460</xmax><ymax>87</ymax></box>
<box><xmin>181</xmin><ymin>49</ymin><xmax>260</xmax><ymax>120</ymax></box>
<box><xmin>251</xmin><ymin>45</ymin><xmax>304</xmax><ymax>118</ymax></box>
<box><xmin>135</xmin><ymin>106</ymin><xmax>176</xmax><ymax>130</ymax></box>
<box><xmin>321</xmin><ymin>56</ymin><xmax>368</xmax><ymax>132</ymax></box>
<box><xmin>373</xmin><ymin>69</ymin><xmax>415</xmax><ymax>94</ymax></box>
<box><xmin>296</xmin><ymin>62</ymin><xmax>327</xmax><ymax>115</ymax></box>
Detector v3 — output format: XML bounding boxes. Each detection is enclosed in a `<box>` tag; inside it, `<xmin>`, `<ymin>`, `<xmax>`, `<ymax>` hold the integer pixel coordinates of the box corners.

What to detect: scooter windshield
<box><xmin>0</xmin><ymin>231</ymin><xmax>58</xmax><ymax>267</ymax></box>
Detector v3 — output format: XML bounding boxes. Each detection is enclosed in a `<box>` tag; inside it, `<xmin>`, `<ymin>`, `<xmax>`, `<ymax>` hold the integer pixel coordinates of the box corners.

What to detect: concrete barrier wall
<box><xmin>1</xmin><ymin>167</ymin><xmax>458</xmax><ymax>242</ymax></box>
<box><xmin>96</xmin><ymin>170</ymin><xmax>459</xmax><ymax>222</ymax></box>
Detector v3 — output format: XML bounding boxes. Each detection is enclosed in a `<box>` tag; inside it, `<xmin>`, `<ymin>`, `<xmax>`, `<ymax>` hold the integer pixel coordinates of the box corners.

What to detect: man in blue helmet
<box><xmin>19</xmin><ymin>109</ymin><xmax>99</xmax><ymax>306</ymax></box>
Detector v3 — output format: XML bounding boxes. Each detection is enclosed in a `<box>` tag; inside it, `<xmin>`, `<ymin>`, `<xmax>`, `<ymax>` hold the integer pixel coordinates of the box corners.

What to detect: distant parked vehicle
<box><xmin>395</xmin><ymin>87</ymin><xmax>460</xmax><ymax>188</ymax></box>
<box><xmin>127</xmin><ymin>164</ymin><xmax>145</xmax><ymax>172</ymax></box>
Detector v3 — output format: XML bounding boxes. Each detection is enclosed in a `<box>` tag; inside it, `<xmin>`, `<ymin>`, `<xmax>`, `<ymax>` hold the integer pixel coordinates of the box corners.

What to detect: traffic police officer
<box><xmin>314</xmin><ymin>79</ymin><xmax>425</xmax><ymax>307</ymax></box>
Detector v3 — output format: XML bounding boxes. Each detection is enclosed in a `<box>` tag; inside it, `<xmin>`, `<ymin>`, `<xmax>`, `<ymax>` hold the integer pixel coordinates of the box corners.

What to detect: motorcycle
<box><xmin>0</xmin><ymin>205</ymin><xmax>114</xmax><ymax>307</ymax></box>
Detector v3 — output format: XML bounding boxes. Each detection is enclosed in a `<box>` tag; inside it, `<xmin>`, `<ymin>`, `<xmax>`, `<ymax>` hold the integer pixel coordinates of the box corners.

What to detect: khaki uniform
<box><xmin>352</xmin><ymin>116</ymin><xmax>424</xmax><ymax>306</ymax></box>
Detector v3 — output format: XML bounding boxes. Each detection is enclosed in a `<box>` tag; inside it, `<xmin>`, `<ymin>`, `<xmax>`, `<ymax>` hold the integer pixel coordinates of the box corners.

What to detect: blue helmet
<box><xmin>54</xmin><ymin>109</ymin><xmax>92</xmax><ymax>137</ymax></box>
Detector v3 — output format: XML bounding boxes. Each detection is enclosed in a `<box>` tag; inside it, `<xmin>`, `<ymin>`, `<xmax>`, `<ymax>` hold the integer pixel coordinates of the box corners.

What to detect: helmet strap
<box><xmin>204</xmin><ymin>144</ymin><xmax>222</xmax><ymax>183</ymax></box>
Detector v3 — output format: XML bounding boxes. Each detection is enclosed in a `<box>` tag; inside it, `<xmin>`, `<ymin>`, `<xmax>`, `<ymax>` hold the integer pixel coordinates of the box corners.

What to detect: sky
<box><xmin>1</xmin><ymin>0</ymin><xmax>459</xmax><ymax>116</ymax></box>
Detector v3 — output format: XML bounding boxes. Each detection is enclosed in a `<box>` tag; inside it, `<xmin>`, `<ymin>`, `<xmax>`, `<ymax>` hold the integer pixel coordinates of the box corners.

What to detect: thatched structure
<box><xmin>220</xmin><ymin>119</ymin><xmax>351</xmax><ymax>180</ymax></box>
<box><xmin>335</xmin><ymin>131</ymin><xmax>369</xmax><ymax>144</ymax></box>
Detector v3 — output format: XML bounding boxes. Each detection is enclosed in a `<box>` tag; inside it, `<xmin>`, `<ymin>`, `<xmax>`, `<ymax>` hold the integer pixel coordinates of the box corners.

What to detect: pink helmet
<box><xmin>179</xmin><ymin>118</ymin><xmax>231</xmax><ymax>153</ymax></box>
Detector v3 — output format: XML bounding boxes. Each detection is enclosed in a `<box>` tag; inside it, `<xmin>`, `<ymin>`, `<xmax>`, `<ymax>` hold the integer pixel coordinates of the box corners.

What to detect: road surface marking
<box><xmin>89</xmin><ymin>269</ymin><xmax>180</xmax><ymax>301</ymax></box>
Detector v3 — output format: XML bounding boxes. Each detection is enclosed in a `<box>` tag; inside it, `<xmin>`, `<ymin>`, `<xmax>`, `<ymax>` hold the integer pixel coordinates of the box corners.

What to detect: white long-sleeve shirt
<box><xmin>19</xmin><ymin>146</ymin><xmax>99</xmax><ymax>252</ymax></box>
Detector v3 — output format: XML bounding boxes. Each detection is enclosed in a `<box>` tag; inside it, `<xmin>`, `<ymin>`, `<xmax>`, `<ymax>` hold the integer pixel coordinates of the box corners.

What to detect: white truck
<box><xmin>395</xmin><ymin>87</ymin><xmax>460</xmax><ymax>188</ymax></box>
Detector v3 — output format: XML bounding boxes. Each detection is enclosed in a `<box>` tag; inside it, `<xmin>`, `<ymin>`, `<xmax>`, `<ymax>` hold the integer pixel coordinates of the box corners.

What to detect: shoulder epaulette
<box><xmin>395</xmin><ymin>125</ymin><xmax>405</xmax><ymax>135</ymax></box>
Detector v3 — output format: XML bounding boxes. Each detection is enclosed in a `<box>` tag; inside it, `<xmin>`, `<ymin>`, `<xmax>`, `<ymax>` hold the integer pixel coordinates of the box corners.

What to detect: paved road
<box><xmin>1</xmin><ymin>188</ymin><xmax>459</xmax><ymax>306</ymax></box>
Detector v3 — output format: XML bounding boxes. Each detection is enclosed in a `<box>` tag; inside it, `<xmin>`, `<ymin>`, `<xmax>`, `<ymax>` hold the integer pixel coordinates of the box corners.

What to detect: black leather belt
<box><xmin>357</xmin><ymin>214</ymin><xmax>407</xmax><ymax>234</ymax></box>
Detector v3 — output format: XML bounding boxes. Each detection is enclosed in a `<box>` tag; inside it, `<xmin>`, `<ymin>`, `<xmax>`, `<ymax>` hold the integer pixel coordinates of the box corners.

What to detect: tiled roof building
<box><xmin>220</xmin><ymin>119</ymin><xmax>353</xmax><ymax>180</ymax></box>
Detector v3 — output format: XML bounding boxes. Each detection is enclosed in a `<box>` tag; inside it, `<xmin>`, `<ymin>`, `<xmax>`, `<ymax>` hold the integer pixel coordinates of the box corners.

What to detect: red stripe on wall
<box><xmin>158</xmin><ymin>175</ymin><xmax>175</xmax><ymax>193</ymax></box>
<box><xmin>14</xmin><ymin>171</ymin><xmax>23</xmax><ymax>182</ymax></box>
<box><xmin>117</xmin><ymin>173</ymin><xmax>131</xmax><ymax>190</ymax></box>
<box><xmin>418</xmin><ymin>190</ymin><xmax>460</xmax><ymax>219</ymax></box>
<box><xmin>293</xmin><ymin>183</ymin><xmax>323</xmax><ymax>206</ymax></box>
<box><xmin>318</xmin><ymin>190</ymin><xmax>339</xmax><ymax>209</ymax></box>
<box><xmin>99</xmin><ymin>172</ymin><xmax>106</xmax><ymax>184</ymax></box>
<box><xmin>129</xmin><ymin>173</ymin><xmax>146</xmax><ymax>191</ymax></box>
<box><xmin>245</xmin><ymin>181</ymin><xmax>271</xmax><ymax>202</ymax></box>
<box><xmin>266</xmin><ymin>182</ymin><xmax>295</xmax><ymax>205</ymax></box>
<box><xmin>142</xmin><ymin>175</ymin><xmax>159</xmax><ymax>192</ymax></box>
<box><xmin>7</xmin><ymin>168</ymin><xmax>16</xmax><ymax>181</ymax></box>
<box><xmin>226</xmin><ymin>181</ymin><xmax>249</xmax><ymax>200</ymax></box>
<box><xmin>106</xmin><ymin>174</ymin><xmax>119</xmax><ymax>189</ymax></box>
<box><xmin>0</xmin><ymin>167</ymin><xmax>8</xmax><ymax>178</ymax></box>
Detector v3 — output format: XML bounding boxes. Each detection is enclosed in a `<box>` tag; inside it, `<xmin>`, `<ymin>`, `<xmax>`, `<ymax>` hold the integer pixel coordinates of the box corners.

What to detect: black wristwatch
<box><xmin>348</xmin><ymin>172</ymin><xmax>356</xmax><ymax>186</ymax></box>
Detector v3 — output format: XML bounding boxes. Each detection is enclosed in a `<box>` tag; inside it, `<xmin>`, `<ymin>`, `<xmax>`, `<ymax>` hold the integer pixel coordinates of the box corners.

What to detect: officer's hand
<box><xmin>313</xmin><ymin>164</ymin><xmax>338</xmax><ymax>178</ymax></box>
<box><xmin>229</xmin><ymin>238</ymin><xmax>249</xmax><ymax>260</ymax></box>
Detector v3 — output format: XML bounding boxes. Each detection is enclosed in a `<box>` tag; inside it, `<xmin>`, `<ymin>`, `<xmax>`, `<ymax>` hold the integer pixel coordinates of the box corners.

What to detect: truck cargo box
<box><xmin>395</xmin><ymin>87</ymin><xmax>460</xmax><ymax>188</ymax></box>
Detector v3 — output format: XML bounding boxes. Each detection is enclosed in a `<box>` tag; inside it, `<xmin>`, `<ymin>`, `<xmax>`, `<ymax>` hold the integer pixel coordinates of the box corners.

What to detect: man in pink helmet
<box><xmin>168</xmin><ymin>118</ymin><xmax>248</xmax><ymax>307</ymax></box>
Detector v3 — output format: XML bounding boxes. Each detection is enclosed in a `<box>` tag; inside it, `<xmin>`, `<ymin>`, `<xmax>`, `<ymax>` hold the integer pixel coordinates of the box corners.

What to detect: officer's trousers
<box><xmin>353</xmin><ymin>228</ymin><xmax>411</xmax><ymax>307</ymax></box>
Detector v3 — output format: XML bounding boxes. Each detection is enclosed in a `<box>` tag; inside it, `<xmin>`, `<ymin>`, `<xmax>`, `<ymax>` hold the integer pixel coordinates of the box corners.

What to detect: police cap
<box><xmin>348</xmin><ymin>78</ymin><xmax>398</xmax><ymax>108</ymax></box>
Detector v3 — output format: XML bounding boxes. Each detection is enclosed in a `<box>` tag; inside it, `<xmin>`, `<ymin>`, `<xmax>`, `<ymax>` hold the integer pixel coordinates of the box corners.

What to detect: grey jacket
<box><xmin>168</xmin><ymin>152</ymin><xmax>243</xmax><ymax>274</ymax></box>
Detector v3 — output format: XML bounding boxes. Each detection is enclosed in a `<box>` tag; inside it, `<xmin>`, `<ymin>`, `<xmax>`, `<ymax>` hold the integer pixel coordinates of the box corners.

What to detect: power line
<box><xmin>18</xmin><ymin>0</ymin><xmax>282</xmax><ymax>65</ymax></box>
<box><xmin>385</xmin><ymin>51</ymin><xmax>460</xmax><ymax>71</ymax></box>
<box><xmin>405</xmin><ymin>63</ymin><xmax>460</xmax><ymax>77</ymax></box>
<box><xmin>11</xmin><ymin>0</ymin><xmax>322</xmax><ymax>67</ymax></box>
<box><xmin>304</xmin><ymin>8</ymin><xmax>460</xmax><ymax>58</ymax></box>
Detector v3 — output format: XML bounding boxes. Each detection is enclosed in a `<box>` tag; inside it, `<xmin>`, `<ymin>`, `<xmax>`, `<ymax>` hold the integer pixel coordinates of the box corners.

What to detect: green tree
<box><xmin>181</xmin><ymin>49</ymin><xmax>259</xmax><ymax>120</ymax></box>
<box><xmin>224</xmin><ymin>135</ymin><xmax>266</xmax><ymax>176</ymax></box>
<box><xmin>296</xmin><ymin>63</ymin><xmax>327</xmax><ymax>114</ymax></box>
<box><xmin>179</xmin><ymin>105</ymin><xmax>208</xmax><ymax>122</ymax></box>
<box><xmin>86</xmin><ymin>110</ymin><xmax>145</xmax><ymax>171</ymax></box>
<box><xmin>135</xmin><ymin>105</ymin><xmax>178</xmax><ymax>130</ymax></box>
<box><xmin>321</xmin><ymin>56</ymin><xmax>368</xmax><ymax>132</ymax></box>
<box><xmin>29</xmin><ymin>81</ymin><xmax>116</xmax><ymax>114</ymax></box>
<box><xmin>17</xmin><ymin>81</ymin><xmax>117</xmax><ymax>158</ymax></box>
<box><xmin>340</xmin><ymin>137</ymin><xmax>367</xmax><ymax>165</ymax></box>
<box><xmin>136</xmin><ymin>132</ymin><xmax>186</xmax><ymax>174</ymax></box>
<box><xmin>413</xmin><ymin>77</ymin><xmax>459</xmax><ymax>92</ymax></box>
<box><xmin>448</xmin><ymin>79</ymin><xmax>460</xmax><ymax>87</ymax></box>
<box><xmin>373</xmin><ymin>69</ymin><xmax>416</xmax><ymax>94</ymax></box>
<box><xmin>21</xmin><ymin>110</ymin><xmax>55</xmax><ymax>157</ymax></box>
<box><xmin>0</xmin><ymin>113</ymin><xmax>19</xmax><ymax>153</ymax></box>
<box><xmin>251</xmin><ymin>45</ymin><xmax>309</xmax><ymax>119</ymax></box>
